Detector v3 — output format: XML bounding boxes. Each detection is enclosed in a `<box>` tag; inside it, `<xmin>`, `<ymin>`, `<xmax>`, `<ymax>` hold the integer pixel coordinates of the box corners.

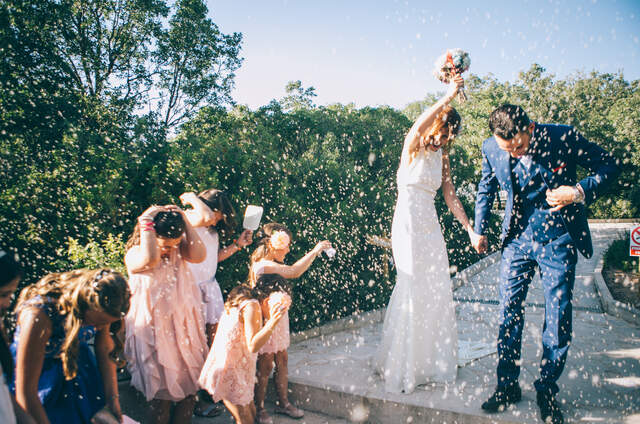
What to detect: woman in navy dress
<box><xmin>11</xmin><ymin>268</ymin><xmax>130</xmax><ymax>424</ymax></box>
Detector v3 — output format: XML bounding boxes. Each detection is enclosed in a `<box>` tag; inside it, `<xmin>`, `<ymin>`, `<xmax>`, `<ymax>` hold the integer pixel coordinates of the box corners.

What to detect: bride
<box><xmin>375</xmin><ymin>75</ymin><xmax>481</xmax><ymax>393</ymax></box>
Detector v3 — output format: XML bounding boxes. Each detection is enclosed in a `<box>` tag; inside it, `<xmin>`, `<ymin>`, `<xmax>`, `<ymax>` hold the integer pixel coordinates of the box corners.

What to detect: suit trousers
<box><xmin>497</xmin><ymin>226</ymin><xmax>577</xmax><ymax>395</ymax></box>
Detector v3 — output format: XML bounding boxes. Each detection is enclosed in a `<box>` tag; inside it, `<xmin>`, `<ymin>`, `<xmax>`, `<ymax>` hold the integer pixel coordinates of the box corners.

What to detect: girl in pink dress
<box><xmin>249</xmin><ymin>223</ymin><xmax>332</xmax><ymax>424</ymax></box>
<box><xmin>198</xmin><ymin>284</ymin><xmax>288</xmax><ymax>424</ymax></box>
<box><xmin>180</xmin><ymin>189</ymin><xmax>253</xmax><ymax>417</ymax></box>
<box><xmin>124</xmin><ymin>205</ymin><xmax>208</xmax><ymax>424</ymax></box>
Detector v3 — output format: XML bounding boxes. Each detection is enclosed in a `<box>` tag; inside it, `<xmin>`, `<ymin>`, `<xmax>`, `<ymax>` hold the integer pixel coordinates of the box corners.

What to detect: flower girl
<box><xmin>198</xmin><ymin>284</ymin><xmax>288</xmax><ymax>424</ymax></box>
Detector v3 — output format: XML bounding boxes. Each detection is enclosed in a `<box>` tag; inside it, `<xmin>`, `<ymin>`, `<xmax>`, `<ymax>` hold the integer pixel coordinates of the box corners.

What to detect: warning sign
<box><xmin>631</xmin><ymin>225</ymin><xmax>640</xmax><ymax>257</ymax></box>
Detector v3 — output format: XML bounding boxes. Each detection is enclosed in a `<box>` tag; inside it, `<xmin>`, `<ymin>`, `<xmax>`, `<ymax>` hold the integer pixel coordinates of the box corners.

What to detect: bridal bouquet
<box><xmin>433</xmin><ymin>48</ymin><xmax>470</xmax><ymax>102</ymax></box>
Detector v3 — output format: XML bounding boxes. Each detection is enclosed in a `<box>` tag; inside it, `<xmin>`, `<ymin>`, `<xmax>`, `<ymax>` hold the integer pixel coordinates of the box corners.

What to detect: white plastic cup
<box><xmin>324</xmin><ymin>247</ymin><xmax>336</xmax><ymax>258</ymax></box>
<box><xmin>243</xmin><ymin>205</ymin><xmax>263</xmax><ymax>231</ymax></box>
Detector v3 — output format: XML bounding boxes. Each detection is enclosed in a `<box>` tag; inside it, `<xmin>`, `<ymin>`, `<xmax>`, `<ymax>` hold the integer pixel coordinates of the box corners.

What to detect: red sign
<box><xmin>631</xmin><ymin>226</ymin><xmax>640</xmax><ymax>257</ymax></box>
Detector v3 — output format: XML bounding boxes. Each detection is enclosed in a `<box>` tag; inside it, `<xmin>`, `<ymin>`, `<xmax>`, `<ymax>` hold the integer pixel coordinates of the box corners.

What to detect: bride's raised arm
<box><xmin>401</xmin><ymin>75</ymin><xmax>464</xmax><ymax>161</ymax></box>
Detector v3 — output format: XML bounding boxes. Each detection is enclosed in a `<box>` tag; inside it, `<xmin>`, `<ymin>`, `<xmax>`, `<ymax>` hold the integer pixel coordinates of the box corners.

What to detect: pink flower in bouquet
<box><xmin>433</xmin><ymin>48</ymin><xmax>470</xmax><ymax>102</ymax></box>
<box><xmin>270</xmin><ymin>231</ymin><xmax>290</xmax><ymax>250</ymax></box>
<box><xmin>433</xmin><ymin>48</ymin><xmax>470</xmax><ymax>83</ymax></box>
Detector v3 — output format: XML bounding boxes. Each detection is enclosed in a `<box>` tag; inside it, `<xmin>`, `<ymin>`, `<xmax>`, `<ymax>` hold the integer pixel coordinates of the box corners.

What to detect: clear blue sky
<box><xmin>207</xmin><ymin>0</ymin><xmax>639</xmax><ymax>110</ymax></box>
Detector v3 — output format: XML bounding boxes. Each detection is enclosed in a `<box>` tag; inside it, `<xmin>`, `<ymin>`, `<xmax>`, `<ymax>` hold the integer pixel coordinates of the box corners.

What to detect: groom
<box><xmin>472</xmin><ymin>104</ymin><xmax>619</xmax><ymax>423</ymax></box>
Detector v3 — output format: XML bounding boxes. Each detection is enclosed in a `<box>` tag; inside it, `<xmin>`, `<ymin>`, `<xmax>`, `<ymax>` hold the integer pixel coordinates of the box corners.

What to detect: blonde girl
<box><xmin>250</xmin><ymin>223</ymin><xmax>331</xmax><ymax>424</ymax></box>
<box><xmin>198</xmin><ymin>284</ymin><xmax>288</xmax><ymax>424</ymax></box>
<box><xmin>11</xmin><ymin>268</ymin><xmax>130</xmax><ymax>424</ymax></box>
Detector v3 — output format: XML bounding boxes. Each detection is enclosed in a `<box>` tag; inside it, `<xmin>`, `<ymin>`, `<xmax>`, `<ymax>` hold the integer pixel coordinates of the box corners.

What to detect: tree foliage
<box><xmin>1</xmin><ymin>0</ymin><xmax>636</xmax><ymax>334</ymax></box>
<box><xmin>280</xmin><ymin>80</ymin><xmax>317</xmax><ymax>111</ymax></box>
<box><xmin>0</xmin><ymin>0</ymin><xmax>241</xmax><ymax>283</ymax></box>
<box><xmin>154</xmin><ymin>0</ymin><xmax>243</xmax><ymax>126</ymax></box>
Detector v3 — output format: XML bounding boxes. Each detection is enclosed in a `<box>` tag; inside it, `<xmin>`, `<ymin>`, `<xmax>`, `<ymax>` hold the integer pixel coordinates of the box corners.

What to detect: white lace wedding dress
<box><xmin>374</xmin><ymin>148</ymin><xmax>458</xmax><ymax>393</ymax></box>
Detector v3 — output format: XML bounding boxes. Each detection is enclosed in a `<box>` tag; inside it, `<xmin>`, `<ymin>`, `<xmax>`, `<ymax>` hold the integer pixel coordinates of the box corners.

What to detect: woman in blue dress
<box><xmin>11</xmin><ymin>268</ymin><xmax>130</xmax><ymax>424</ymax></box>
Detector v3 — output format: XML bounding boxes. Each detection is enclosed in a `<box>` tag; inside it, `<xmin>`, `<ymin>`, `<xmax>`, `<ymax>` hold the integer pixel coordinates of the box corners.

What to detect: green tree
<box><xmin>154</xmin><ymin>0</ymin><xmax>243</xmax><ymax>127</ymax></box>
<box><xmin>38</xmin><ymin>0</ymin><xmax>167</xmax><ymax>110</ymax></box>
<box><xmin>0</xmin><ymin>0</ymin><xmax>242</xmax><ymax>283</ymax></box>
<box><xmin>280</xmin><ymin>80</ymin><xmax>317</xmax><ymax>111</ymax></box>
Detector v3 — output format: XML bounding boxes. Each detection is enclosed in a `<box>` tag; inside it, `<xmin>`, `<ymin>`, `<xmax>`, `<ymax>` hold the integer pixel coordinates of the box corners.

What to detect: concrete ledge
<box><xmin>593</xmin><ymin>252</ymin><xmax>640</xmax><ymax>327</ymax></box>
<box><xmin>291</xmin><ymin>251</ymin><xmax>501</xmax><ymax>344</ymax></box>
<box><xmin>588</xmin><ymin>218</ymin><xmax>640</xmax><ymax>223</ymax></box>
<box><xmin>286</xmin><ymin>380</ymin><xmax>524</xmax><ymax>424</ymax></box>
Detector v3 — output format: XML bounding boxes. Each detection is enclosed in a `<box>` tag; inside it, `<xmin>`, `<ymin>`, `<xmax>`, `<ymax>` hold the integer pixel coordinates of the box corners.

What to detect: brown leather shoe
<box><xmin>274</xmin><ymin>402</ymin><xmax>304</xmax><ymax>419</ymax></box>
<box><xmin>256</xmin><ymin>408</ymin><xmax>274</xmax><ymax>424</ymax></box>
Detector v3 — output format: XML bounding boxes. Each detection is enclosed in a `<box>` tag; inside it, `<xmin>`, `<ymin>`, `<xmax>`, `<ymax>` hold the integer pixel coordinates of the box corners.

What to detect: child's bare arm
<box><xmin>243</xmin><ymin>302</ymin><xmax>287</xmax><ymax>353</ymax></box>
<box><xmin>260</xmin><ymin>240</ymin><xmax>332</xmax><ymax>279</ymax></box>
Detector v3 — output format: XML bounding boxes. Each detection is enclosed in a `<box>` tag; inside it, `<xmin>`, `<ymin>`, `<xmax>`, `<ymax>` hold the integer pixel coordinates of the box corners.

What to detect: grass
<box><xmin>603</xmin><ymin>238</ymin><xmax>639</xmax><ymax>273</ymax></box>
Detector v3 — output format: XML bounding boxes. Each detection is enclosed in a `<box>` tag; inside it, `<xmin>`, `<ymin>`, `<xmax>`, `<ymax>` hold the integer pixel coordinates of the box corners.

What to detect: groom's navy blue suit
<box><xmin>474</xmin><ymin>123</ymin><xmax>619</xmax><ymax>394</ymax></box>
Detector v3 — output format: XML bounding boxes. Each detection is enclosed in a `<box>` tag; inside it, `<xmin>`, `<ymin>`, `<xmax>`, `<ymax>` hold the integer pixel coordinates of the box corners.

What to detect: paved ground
<box><xmin>119</xmin><ymin>223</ymin><xmax>639</xmax><ymax>423</ymax></box>
<box><xmin>282</xmin><ymin>223</ymin><xmax>640</xmax><ymax>423</ymax></box>
<box><xmin>191</xmin><ymin>402</ymin><xmax>348</xmax><ymax>424</ymax></box>
<box><xmin>118</xmin><ymin>383</ymin><xmax>346</xmax><ymax>424</ymax></box>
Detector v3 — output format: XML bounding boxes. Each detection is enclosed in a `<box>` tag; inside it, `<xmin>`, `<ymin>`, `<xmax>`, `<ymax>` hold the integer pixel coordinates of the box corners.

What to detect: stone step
<box><xmin>285</xmin><ymin>379</ymin><xmax>528</xmax><ymax>424</ymax></box>
<box><xmin>117</xmin><ymin>379</ymin><xmax>348</xmax><ymax>423</ymax></box>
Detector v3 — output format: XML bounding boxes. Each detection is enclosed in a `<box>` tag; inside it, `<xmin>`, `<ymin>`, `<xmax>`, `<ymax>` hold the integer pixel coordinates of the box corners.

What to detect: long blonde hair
<box><xmin>248</xmin><ymin>223</ymin><xmax>292</xmax><ymax>287</ymax></box>
<box><xmin>17</xmin><ymin>268</ymin><xmax>130</xmax><ymax>380</ymax></box>
<box><xmin>408</xmin><ymin>106</ymin><xmax>461</xmax><ymax>163</ymax></box>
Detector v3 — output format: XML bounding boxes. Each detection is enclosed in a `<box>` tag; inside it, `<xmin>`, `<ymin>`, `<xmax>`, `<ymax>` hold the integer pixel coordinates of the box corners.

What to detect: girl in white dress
<box><xmin>180</xmin><ymin>189</ymin><xmax>252</xmax><ymax>417</ymax></box>
<box><xmin>375</xmin><ymin>75</ymin><xmax>482</xmax><ymax>393</ymax></box>
<box><xmin>180</xmin><ymin>190</ymin><xmax>253</xmax><ymax>345</ymax></box>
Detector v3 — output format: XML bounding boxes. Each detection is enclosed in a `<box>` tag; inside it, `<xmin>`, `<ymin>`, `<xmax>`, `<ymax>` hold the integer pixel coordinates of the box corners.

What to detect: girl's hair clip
<box><xmin>93</xmin><ymin>269</ymin><xmax>111</xmax><ymax>286</ymax></box>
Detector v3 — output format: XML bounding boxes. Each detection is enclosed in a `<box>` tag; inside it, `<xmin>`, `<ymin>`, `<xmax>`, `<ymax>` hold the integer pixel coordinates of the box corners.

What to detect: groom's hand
<box><xmin>546</xmin><ymin>186</ymin><xmax>579</xmax><ymax>211</ymax></box>
<box><xmin>470</xmin><ymin>232</ymin><xmax>488</xmax><ymax>254</ymax></box>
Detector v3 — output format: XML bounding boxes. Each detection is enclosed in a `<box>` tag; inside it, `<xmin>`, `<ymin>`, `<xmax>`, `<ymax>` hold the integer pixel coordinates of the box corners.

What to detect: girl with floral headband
<box><xmin>124</xmin><ymin>205</ymin><xmax>208</xmax><ymax>424</ymax></box>
<box><xmin>248</xmin><ymin>223</ymin><xmax>332</xmax><ymax>424</ymax></box>
<box><xmin>11</xmin><ymin>268</ymin><xmax>130</xmax><ymax>424</ymax></box>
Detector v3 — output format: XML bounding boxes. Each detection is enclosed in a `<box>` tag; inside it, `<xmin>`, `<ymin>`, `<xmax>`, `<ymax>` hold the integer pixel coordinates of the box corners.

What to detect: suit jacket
<box><xmin>473</xmin><ymin>123</ymin><xmax>620</xmax><ymax>258</ymax></box>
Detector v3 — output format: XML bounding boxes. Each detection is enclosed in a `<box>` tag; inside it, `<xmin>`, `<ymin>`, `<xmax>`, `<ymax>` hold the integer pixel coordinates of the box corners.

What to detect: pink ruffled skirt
<box><xmin>125</xmin><ymin>257</ymin><xmax>208</xmax><ymax>401</ymax></box>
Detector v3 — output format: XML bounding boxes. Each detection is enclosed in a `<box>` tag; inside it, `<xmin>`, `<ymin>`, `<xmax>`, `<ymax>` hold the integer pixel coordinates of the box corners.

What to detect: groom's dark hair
<box><xmin>489</xmin><ymin>104</ymin><xmax>530</xmax><ymax>140</ymax></box>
